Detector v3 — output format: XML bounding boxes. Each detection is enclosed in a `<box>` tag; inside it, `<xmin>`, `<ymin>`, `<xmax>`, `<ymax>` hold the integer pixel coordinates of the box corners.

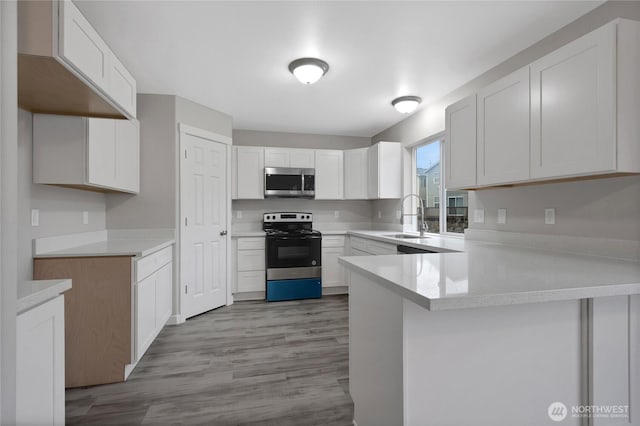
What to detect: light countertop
<box><xmin>18</xmin><ymin>279</ymin><xmax>72</xmax><ymax>314</ymax></box>
<box><xmin>34</xmin><ymin>238</ymin><xmax>175</xmax><ymax>259</ymax></box>
<box><xmin>339</xmin><ymin>235</ymin><xmax>640</xmax><ymax>311</ymax></box>
<box><xmin>347</xmin><ymin>230</ymin><xmax>465</xmax><ymax>252</ymax></box>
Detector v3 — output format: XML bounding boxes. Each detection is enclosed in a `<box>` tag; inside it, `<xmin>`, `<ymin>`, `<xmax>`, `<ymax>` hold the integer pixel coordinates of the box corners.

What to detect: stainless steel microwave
<box><xmin>264</xmin><ymin>167</ymin><xmax>315</xmax><ymax>198</ymax></box>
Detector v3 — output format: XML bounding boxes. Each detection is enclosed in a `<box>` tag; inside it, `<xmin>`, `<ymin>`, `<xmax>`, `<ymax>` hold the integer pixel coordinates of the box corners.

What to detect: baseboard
<box><xmin>166</xmin><ymin>314</ymin><xmax>184</xmax><ymax>325</ymax></box>
<box><xmin>323</xmin><ymin>286</ymin><xmax>349</xmax><ymax>295</ymax></box>
<box><xmin>233</xmin><ymin>291</ymin><xmax>265</xmax><ymax>301</ymax></box>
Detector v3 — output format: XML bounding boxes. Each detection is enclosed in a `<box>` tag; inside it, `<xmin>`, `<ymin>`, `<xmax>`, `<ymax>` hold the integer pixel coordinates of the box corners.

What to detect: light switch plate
<box><xmin>31</xmin><ymin>209</ymin><xmax>39</xmax><ymax>227</ymax></box>
<box><xmin>334</xmin><ymin>210</ymin><xmax>340</xmax><ymax>218</ymax></box>
<box><xmin>545</xmin><ymin>208</ymin><xmax>555</xmax><ymax>225</ymax></box>
<box><xmin>473</xmin><ymin>209</ymin><xmax>485</xmax><ymax>224</ymax></box>
<box><xmin>395</xmin><ymin>210</ymin><xmax>402</xmax><ymax>220</ymax></box>
<box><xmin>236</xmin><ymin>210</ymin><xmax>243</xmax><ymax>219</ymax></box>
<box><xmin>497</xmin><ymin>208</ymin><xmax>507</xmax><ymax>225</ymax></box>
<box><xmin>378</xmin><ymin>211</ymin><xmax>382</xmax><ymax>219</ymax></box>
<box><xmin>83</xmin><ymin>211</ymin><xmax>89</xmax><ymax>225</ymax></box>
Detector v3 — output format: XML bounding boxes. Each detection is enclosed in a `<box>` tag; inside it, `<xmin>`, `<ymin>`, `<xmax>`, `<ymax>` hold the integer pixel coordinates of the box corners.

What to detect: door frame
<box><xmin>176</xmin><ymin>123</ymin><xmax>233</xmax><ymax>323</ymax></box>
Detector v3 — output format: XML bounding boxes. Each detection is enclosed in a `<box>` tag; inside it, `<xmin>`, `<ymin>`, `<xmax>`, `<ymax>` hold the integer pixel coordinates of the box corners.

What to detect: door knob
<box><xmin>220</xmin><ymin>230</ymin><xmax>228</xmax><ymax>236</ymax></box>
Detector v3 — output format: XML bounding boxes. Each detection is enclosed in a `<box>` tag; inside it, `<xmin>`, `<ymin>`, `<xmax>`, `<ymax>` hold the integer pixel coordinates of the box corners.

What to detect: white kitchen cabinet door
<box><xmin>530</xmin><ymin>23</ymin><xmax>616</xmax><ymax>179</ymax></box>
<box><xmin>87</xmin><ymin>117</ymin><xmax>118</xmax><ymax>188</ymax></box>
<box><xmin>445</xmin><ymin>94</ymin><xmax>477</xmax><ymax>190</ymax></box>
<box><xmin>344</xmin><ymin>147</ymin><xmax>369</xmax><ymax>199</ymax></box>
<box><xmin>235</xmin><ymin>146</ymin><xmax>265</xmax><ymax>199</ymax></box>
<box><xmin>16</xmin><ymin>296</ymin><xmax>65</xmax><ymax>426</ymax></box>
<box><xmin>236</xmin><ymin>271</ymin><xmax>266</xmax><ymax>293</ymax></box>
<box><xmin>477</xmin><ymin>67</ymin><xmax>530</xmax><ymax>186</ymax></box>
<box><xmin>315</xmin><ymin>150</ymin><xmax>344</xmax><ymax>200</ymax></box>
<box><xmin>108</xmin><ymin>55</ymin><xmax>137</xmax><ymax>118</ymax></box>
<box><xmin>264</xmin><ymin>148</ymin><xmax>290</xmax><ymax>167</ymax></box>
<box><xmin>156</xmin><ymin>263</ymin><xmax>173</xmax><ymax>329</ymax></box>
<box><xmin>368</xmin><ymin>142</ymin><xmax>402</xmax><ymax>199</ymax></box>
<box><xmin>116</xmin><ymin>119</ymin><xmax>140</xmax><ymax>193</ymax></box>
<box><xmin>322</xmin><ymin>246</ymin><xmax>346</xmax><ymax>287</ymax></box>
<box><xmin>135</xmin><ymin>273</ymin><xmax>157</xmax><ymax>360</ymax></box>
<box><xmin>59</xmin><ymin>0</ymin><xmax>110</xmax><ymax>91</ymax></box>
<box><xmin>289</xmin><ymin>149</ymin><xmax>315</xmax><ymax>168</ymax></box>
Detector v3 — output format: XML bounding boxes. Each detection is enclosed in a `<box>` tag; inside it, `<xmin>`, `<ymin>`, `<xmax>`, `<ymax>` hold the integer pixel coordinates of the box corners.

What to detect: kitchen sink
<box><xmin>384</xmin><ymin>234</ymin><xmax>430</xmax><ymax>239</ymax></box>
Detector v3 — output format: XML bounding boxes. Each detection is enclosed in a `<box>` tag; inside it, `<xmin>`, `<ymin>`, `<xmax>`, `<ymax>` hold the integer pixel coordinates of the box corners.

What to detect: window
<box><xmin>414</xmin><ymin>137</ymin><xmax>468</xmax><ymax>234</ymax></box>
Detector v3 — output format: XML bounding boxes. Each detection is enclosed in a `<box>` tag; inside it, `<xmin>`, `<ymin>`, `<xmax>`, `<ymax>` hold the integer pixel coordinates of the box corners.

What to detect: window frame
<box><xmin>411</xmin><ymin>132</ymin><xmax>466</xmax><ymax>238</ymax></box>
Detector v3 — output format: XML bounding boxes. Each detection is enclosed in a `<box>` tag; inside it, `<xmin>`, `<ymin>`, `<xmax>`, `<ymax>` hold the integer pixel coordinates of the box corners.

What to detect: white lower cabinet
<box><xmin>349</xmin><ymin>236</ymin><xmax>397</xmax><ymax>255</ymax></box>
<box><xmin>234</xmin><ymin>237</ymin><xmax>266</xmax><ymax>296</ymax></box>
<box><xmin>134</xmin><ymin>250</ymin><xmax>173</xmax><ymax>361</ymax></box>
<box><xmin>17</xmin><ymin>296</ymin><xmax>65</xmax><ymax>426</ymax></box>
<box><xmin>322</xmin><ymin>236</ymin><xmax>346</xmax><ymax>288</ymax></box>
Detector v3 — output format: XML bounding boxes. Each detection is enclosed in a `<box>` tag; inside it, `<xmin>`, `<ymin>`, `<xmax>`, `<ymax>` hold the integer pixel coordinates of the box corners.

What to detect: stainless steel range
<box><xmin>263</xmin><ymin>212</ymin><xmax>322</xmax><ymax>302</ymax></box>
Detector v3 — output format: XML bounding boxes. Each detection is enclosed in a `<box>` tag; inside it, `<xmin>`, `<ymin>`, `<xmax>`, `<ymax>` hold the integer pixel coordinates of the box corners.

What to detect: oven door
<box><xmin>266</xmin><ymin>235</ymin><xmax>321</xmax><ymax>269</ymax></box>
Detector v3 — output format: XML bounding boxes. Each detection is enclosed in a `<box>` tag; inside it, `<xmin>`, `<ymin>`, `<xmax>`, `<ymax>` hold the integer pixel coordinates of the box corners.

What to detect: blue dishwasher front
<box><xmin>266</xmin><ymin>278</ymin><xmax>322</xmax><ymax>302</ymax></box>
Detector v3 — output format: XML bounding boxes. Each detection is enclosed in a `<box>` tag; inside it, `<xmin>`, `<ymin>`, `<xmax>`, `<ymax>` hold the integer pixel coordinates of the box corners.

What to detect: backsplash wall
<box><xmin>469</xmin><ymin>175</ymin><xmax>640</xmax><ymax>241</ymax></box>
<box><xmin>232</xmin><ymin>200</ymin><xmax>374</xmax><ymax>232</ymax></box>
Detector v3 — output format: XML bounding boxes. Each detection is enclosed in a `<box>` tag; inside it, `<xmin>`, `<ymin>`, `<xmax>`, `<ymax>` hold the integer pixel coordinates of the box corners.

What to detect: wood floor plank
<box><xmin>66</xmin><ymin>295</ymin><xmax>353</xmax><ymax>425</ymax></box>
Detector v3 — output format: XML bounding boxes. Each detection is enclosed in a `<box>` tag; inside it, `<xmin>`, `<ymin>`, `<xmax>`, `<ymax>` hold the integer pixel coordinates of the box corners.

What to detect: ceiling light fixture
<box><xmin>391</xmin><ymin>96</ymin><xmax>422</xmax><ymax>114</ymax></box>
<box><xmin>288</xmin><ymin>57</ymin><xmax>329</xmax><ymax>85</ymax></box>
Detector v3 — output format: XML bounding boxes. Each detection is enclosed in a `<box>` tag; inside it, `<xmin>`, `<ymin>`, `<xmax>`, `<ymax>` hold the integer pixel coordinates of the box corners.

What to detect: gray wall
<box><xmin>18</xmin><ymin>109</ymin><xmax>107</xmax><ymax>282</ymax></box>
<box><xmin>233</xmin><ymin>200</ymin><xmax>373</xmax><ymax>232</ymax></box>
<box><xmin>106</xmin><ymin>94</ymin><xmax>233</xmax><ymax>230</ymax></box>
<box><xmin>370</xmin><ymin>1</ymin><xmax>640</xmax><ymax>238</ymax></box>
<box><xmin>234</xmin><ymin>129</ymin><xmax>371</xmax><ymax>150</ymax></box>
<box><xmin>106</xmin><ymin>95</ymin><xmax>176</xmax><ymax>229</ymax></box>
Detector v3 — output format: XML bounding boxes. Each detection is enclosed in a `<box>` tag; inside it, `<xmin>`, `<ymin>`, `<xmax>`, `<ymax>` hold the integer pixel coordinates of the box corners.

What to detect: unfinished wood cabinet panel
<box><xmin>34</xmin><ymin>256</ymin><xmax>133</xmax><ymax>388</ymax></box>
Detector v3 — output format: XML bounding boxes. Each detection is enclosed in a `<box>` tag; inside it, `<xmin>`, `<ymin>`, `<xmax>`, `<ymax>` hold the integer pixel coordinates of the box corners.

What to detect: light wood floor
<box><xmin>66</xmin><ymin>295</ymin><xmax>353</xmax><ymax>425</ymax></box>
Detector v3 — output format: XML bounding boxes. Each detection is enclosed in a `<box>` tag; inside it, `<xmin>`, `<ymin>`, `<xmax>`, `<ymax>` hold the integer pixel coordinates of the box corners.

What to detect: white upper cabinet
<box><xmin>59</xmin><ymin>0</ymin><xmax>110</xmax><ymax>92</ymax></box>
<box><xmin>344</xmin><ymin>147</ymin><xmax>369</xmax><ymax>199</ymax></box>
<box><xmin>445</xmin><ymin>95</ymin><xmax>477</xmax><ymax>190</ymax></box>
<box><xmin>530</xmin><ymin>22</ymin><xmax>616</xmax><ymax>179</ymax></box>
<box><xmin>233</xmin><ymin>146</ymin><xmax>264</xmax><ymax>199</ymax></box>
<box><xmin>477</xmin><ymin>67</ymin><xmax>530</xmax><ymax>185</ymax></box>
<box><xmin>315</xmin><ymin>150</ymin><xmax>344</xmax><ymax>200</ymax></box>
<box><xmin>33</xmin><ymin>114</ymin><xmax>140</xmax><ymax>194</ymax></box>
<box><xmin>18</xmin><ymin>0</ymin><xmax>137</xmax><ymax>118</ymax></box>
<box><xmin>368</xmin><ymin>142</ymin><xmax>402</xmax><ymax>199</ymax></box>
<box><xmin>265</xmin><ymin>148</ymin><xmax>314</xmax><ymax>168</ymax></box>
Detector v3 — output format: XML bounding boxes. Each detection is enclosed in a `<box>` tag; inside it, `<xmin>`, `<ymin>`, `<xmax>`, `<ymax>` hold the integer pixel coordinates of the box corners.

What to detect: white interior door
<box><xmin>180</xmin><ymin>131</ymin><xmax>228</xmax><ymax>319</ymax></box>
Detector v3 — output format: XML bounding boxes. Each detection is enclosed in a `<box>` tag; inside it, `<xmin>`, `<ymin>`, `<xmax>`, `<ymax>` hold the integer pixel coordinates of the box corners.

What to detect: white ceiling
<box><xmin>76</xmin><ymin>1</ymin><xmax>603</xmax><ymax>137</ymax></box>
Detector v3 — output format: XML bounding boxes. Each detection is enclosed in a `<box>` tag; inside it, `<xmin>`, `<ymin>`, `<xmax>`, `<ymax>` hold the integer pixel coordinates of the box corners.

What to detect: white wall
<box><xmin>17</xmin><ymin>109</ymin><xmax>107</xmax><ymax>282</ymax></box>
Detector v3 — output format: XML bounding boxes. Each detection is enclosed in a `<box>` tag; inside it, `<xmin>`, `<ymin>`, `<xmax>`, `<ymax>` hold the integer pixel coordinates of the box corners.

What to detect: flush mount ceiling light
<box><xmin>391</xmin><ymin>96</ymin><xmax>422</xmax><ymax>114</ymax></box>
<box><xmin>288</xmin><ymin>58</ymin><xmax>329</xmax><ymax>85</ymax></box>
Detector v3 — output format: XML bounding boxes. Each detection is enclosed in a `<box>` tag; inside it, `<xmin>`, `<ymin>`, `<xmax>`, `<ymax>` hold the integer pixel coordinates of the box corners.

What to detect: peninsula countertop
<box><xmin>18</xmin><ymin>279</ymin><xmax>72</xmax><ymax>314</ymax></box>
<box><xmin>339</xmin><ymin>239</ymin><xmax>640</xmax><ymax>311</ymax></box>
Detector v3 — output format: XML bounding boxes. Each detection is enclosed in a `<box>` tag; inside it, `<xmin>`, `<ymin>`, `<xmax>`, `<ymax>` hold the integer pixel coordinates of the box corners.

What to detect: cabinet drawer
<box><xmin>136</xmin><ymin>246</ymin><xmax>173</xmax><ymax>282</ymax></box>
<box><xmin>237</xmin><ymin>238</ymin><xmax>265</xmax><ymax>250</ymax></box>
<box><xmin>237</xmin><ymin>250</ymin><xmax>265</xmax><ymax>271</ymax></box>
<box><xmin>323</xmin><ymin>235</ymin><xmax>345</xmax><ymax>248</ymax></box>
<box><xmin>236</xmin><ymin>271</ymin><xmax>265</xmax><ymax>293</ymax></box>
<box><xmin>349</xmin><ymin>236</ymin><xmax>369</xmax><ymax>252</ymax></box>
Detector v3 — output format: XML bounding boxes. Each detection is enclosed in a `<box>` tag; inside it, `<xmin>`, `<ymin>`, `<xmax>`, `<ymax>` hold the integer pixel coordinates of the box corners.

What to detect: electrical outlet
<box><xmin>31</xmin><ymin>209</ymin><xmax>39</xmax><ymax>227</ymax></box>
<box><xmin>497</xmin><ymin>208</ymin><xmax>507</xmax><ymax>225</ymax></box>
<box><xmin>395</xmin><ymin>210</ymin><xmax>402</xmax><ymax>220</ymax></box>
<box><xmin>334</xmin><ymin>210</ymin><xmax>340</xmax><ymax>218</ymax></box>
<box><xmin>83</xmin><ymin>211</ymin><xmax>89</xmax><ymax>225</ymax></box>
<box><xmin>378</xmin><ymin>211</ymin><xmax>382</xmax><ymax>219</ymax></box>
<box><xmin>236</xmin><ymin>210</ymin><xmax>243</xmax><ymax>219</ymax></box>
<box><xmin>473</xmin><ymin>209</ymin><xmax>485</xmax><ymax>224</ymax></box>
<box><xmin>545</xmin><ymin>208</ymin><xmax>555</xmax><ymax>225</ymax></box>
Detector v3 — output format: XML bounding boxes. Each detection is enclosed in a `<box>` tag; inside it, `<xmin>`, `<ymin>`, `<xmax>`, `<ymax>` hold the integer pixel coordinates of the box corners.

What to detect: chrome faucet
<box><xmin>400</xmin><ymin>193</ymin><xmax>428</xmax><ymax>237</ymax></box>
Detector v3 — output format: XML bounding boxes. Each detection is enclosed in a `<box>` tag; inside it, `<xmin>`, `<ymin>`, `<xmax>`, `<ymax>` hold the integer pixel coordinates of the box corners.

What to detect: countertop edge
<box><xmin>17</xmin><ymin>279</ymin><xmax>72</xmax><ymax>314</ymax></box>
<box><xmin>33</xmin><ymin>238</ymin><xmax>175</xmax><ymax>259</ymax></box>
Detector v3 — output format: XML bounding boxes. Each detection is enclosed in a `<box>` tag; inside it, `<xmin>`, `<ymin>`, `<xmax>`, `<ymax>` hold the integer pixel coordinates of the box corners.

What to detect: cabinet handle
<box><xmin>220</xmin><ymin>230</ymin><xmax>228</xmax><ymax>236</ymax></box>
